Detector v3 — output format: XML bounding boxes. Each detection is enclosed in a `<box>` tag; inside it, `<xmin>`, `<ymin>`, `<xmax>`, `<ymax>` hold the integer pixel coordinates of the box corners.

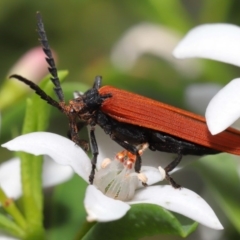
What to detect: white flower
<box><xmin>0</xmin><ymin>153</ymin><xmax>73</xmax><ymax>240</ymax></box>
<box><xmin>0</xmin><ymin>235</ymin><xmax>19</xmax><ymax>240</ymax></box>
<box><xmin>111</xmin><ymin>23</ymin><xmax>201</xmax><ymax>77</ymax></box>
<box><xmin>173</xmin><ymin>23</ymin><xmax>240</xmax><ymax>134</ymax></box>
<box><xmin>2</xmin><ymin>131</ymin><xmax>223</xmax><ymax>229</ymax></box>
<box><xmin>0</xmin><ymin>157</ymin><xmax>73</xmax><ymax>199</ymax></box>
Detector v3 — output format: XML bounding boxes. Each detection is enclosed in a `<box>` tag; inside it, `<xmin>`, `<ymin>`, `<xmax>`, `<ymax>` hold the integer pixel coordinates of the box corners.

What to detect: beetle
<box><xmin>10</xmin><ymin>12</ymin><xmax>240</xmax><ymax>188</ymax></box>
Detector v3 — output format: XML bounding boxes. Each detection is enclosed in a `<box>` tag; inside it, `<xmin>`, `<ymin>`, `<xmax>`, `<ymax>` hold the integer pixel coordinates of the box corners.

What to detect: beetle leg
<box><xmin>165</xmin><ymin>153</ymin><xmax>183</xmax><ymax>172</ymax></box>
<box><xmin>69</xmin><ymin>119</ymin><xmax>79</xmax><ymax>143</ymax></box>
<box><xmin>67</xmin><ymin>121</ymin><xmax>89</xmax><ymax>149</ymax></box>
<box><xmin>164</xmin><ymin>153</ymin><xmax>182</xmax><ymax>189</ymax></box>
<box><xmin>69</xmin><ymin>119</ymin><xmax>89</xmax><ymax>151</ymax></box>
<box><xmin>165</xmin><ymin>174</ymin><xmax>181</xmax><ymax>189</ymax></box>
<box><xmin>89</xmin><ymin>125</ymin><xmax>99</xmax><ymax>184</ymax></box>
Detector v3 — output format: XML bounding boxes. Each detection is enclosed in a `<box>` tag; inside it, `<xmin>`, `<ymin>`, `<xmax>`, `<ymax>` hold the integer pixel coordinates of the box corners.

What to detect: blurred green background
<box><xmin>1</xmin><ymin>0</ymin><xmax>240</xmax><ymax>239</ymax></box>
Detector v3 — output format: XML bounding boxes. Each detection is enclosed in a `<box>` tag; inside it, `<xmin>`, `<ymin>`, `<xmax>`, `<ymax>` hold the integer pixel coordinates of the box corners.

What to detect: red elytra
<box><xmin>99</xmin><ymin>85</ymin><xmax>240</xmax><ymax>155</ymax></box>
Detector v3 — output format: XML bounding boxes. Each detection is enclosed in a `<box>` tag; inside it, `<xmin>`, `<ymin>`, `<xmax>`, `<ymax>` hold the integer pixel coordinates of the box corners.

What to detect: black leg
<box><xmin>165</xmin><ymin>174</ymin><xmax>181</xmax><ymax>189</ymax></box>
<box><xmin>67</xmin><ymin>121</ymin><xmax>87</xmax><ymax>143</ymax></box>
<box><xmin>89</xmin><ymin>126</ymin><xmax>99</xmax><ymax>184</ymax></box>
<box><xmin>68</xmin><ymin>118</ymin><xmax>89</xmax><ymax>151</ymax></box>
<box><xmin>165</xmin><ymin>153</ymin><xmax>183</xmax><ymax>172</ymax></box>
<box><xmin>164</xmin><ymin>153</ymin><xmax>182</xmax><ymax>189</ymax></box>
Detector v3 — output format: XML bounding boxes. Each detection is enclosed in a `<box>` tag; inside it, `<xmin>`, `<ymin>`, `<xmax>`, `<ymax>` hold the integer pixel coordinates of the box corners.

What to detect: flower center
<box><xmin>93</xmin><ymin>147</ymin><xmax>148</xmax><ymax>201</ymax></box>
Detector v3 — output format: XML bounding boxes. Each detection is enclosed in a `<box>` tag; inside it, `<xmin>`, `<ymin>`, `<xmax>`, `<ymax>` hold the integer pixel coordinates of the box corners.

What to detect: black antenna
<box><xmin>9</xmin><ymin>74</ymin><xmax>62</xmax><ymax>110</ymax></box>
<box><xmin>36</xmin><ymin>12</ymin><xmax>64</xmax><ymax>102</ymax></box>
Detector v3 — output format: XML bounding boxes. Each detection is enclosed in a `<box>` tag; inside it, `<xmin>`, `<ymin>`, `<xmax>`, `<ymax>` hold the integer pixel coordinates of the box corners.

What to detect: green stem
<box><xmin>0</xmin><ymin>188</ymin><xmax>27</xmax><ymax>229</ymax></box>
<box><xmin>0</xmin><ymin>213</ymin><xmax>26</xmax><ymax>238</ymax></box>
<box><xmin>19</xmin><ymin>97</ymin><xmax>45</xmax><ymax>239</ymax></box>
<box><xmin>20</xmin><ymin>152</ymin><xmax>44</xmax><ymax>239</ymax></box>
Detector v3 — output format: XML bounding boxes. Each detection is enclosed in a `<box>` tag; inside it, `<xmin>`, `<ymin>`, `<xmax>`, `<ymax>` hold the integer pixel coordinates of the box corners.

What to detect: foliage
<box><xmin>1</xmin><ymin>1</ymin><xmax>240</xmax><ymax>239</ymax></box>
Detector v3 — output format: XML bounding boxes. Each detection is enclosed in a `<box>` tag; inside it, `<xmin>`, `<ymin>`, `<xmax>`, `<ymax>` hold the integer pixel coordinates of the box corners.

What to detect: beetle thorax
<box><xmin>66</xmin><ymin>88</ymin><xmax>103</xmax><ymax>123</ymax></box>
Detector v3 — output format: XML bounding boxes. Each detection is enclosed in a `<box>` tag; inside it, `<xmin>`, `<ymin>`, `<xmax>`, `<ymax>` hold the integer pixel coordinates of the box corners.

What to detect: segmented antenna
<box><xmin>36</xmin><ymin>12</ymin><xmax>65</xmax><ymax>102</ymax></box>
<box><xmin>10</xmin><ymin>74</ymin><xmax>62</xmax><ymax>110</ymax></box>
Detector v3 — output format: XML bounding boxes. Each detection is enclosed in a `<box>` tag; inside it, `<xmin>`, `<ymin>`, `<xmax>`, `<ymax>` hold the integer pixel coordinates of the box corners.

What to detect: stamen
<box><xmin>138</xmin><ymin>173</ymin><xmax>148</xmax><ymax>184</ymax></box>
<box><xmin>158</xmin><ymin>166</ymin><xmax>166</xmax><ymax>180</ymax></box>
<box><xmin>94</xmin><ymin>145</ymin><xmax>149</xmax><ymax>201</ymax></box>
<box><xmin>101</xmin><ymin>158</ymin><xmax>111</xmax><ymax>168</ymax></box>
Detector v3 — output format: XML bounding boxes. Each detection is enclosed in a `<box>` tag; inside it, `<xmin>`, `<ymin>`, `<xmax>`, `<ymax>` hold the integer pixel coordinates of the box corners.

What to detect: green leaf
<box><xmin>195</xmin><ymin>154</ymin><xmax>240</xmax><ymax>233</ymax></box>
<box><xmin>82</xmin><ymin>204</ymin><xmax>197</xmax><ymax>240</ymax></box>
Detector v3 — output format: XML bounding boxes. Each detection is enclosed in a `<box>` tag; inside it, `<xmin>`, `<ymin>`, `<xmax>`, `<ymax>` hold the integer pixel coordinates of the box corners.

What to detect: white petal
<box><xmin>173</xmin><ymin>24</ymin><xmax>240</xmax><ymax>67</ymax></box>
<box><xmin>42</xmin><ymin>156</ymin><xmax>74</xmax><ymax>187</ymax></box>
<box><xmin>84</xmin><ymin>185</ymin><xmax>130</xmax><ymax>222</ymax></box>
<box><xmin>198</xmin><ymin>223</ymin><xmax>224</xmax><ymax>240</ymax></box>
<box><xmin>140</xmin><ymin>166</ymin><xmax>164</xmax><ymax>186</ymax></box>
<box><xmin>0</xmin><ymin>234</ymin><xmax>19</xmax><ymax>240</ymax></box>
<box><xmin>206</xmin><ymin>78</ymin><xmax>240</xmax><ymax>134</ymax></box>
<box><xmin>185</xmin><ymin>83</ymin><xmax>222</xmax><ymax>115</ymax></box>
<box><xmin>1</xmin><ymin>132</ymin><xmax>91</xmax><ymax>182</ymax></box>
<box><xmin>128</xmin><ymin>185</ymin><xmax>223</xmax><ymax>229</ymax></box>
<box><xmin>0</xmin><ymin>158</ymin><xmax>22</xmax><ymax>199</ymax></box>
<box><xmin>111</xmin><ymin>23</ymin><xmax>201</xmax><ymax>77</ymax></box>
<box><xmin>0</xmin><ymin>157</ymin><xmax>74</xmax><ymax>199</ymax></box>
